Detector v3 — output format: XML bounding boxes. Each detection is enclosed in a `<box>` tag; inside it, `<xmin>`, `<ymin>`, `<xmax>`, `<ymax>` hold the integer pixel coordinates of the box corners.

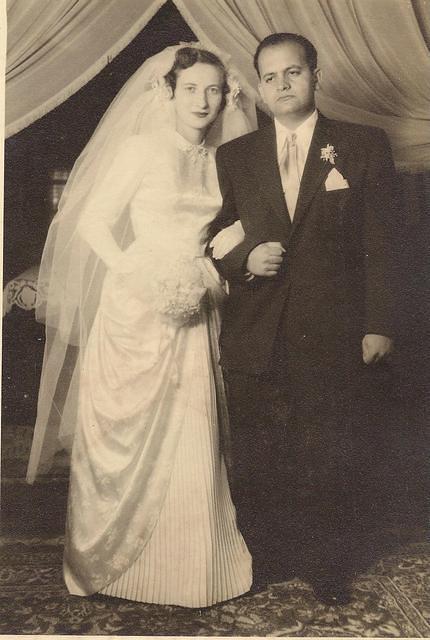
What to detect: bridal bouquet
<box><xmin>151</xmin><ymin>255</ymin><xmax>207</xmax><ymax>324</ymax></box>
<box><xmin>112</xmin><ymin>240</ymin><xmax>208</xmax><ymax>325</ymax></box>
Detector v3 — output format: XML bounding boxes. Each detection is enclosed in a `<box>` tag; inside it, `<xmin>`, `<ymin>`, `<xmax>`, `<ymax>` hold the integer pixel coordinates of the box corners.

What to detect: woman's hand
<box><xmin>110</xmin><ymin>252</ymin><xmax>139</xmax><ymax>291</ymax></box>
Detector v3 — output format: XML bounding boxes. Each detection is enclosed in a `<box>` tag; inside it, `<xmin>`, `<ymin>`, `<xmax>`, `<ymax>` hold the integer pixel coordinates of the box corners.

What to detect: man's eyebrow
<box><xmin>262</xmin><ymin>65</ymin><xmax>302</xmax><ymax>79</ymax></box>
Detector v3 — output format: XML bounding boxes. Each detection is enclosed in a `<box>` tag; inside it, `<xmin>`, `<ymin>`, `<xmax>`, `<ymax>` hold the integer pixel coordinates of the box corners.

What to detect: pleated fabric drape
<box><xmin>6</xmin><ymin>0</ymin><xmax>430</xmax><ymax>171</ymax></box>
<box><xmin>5</xmin><ymin>0</ymin><xmax>167</xmax><ymax>136</ymax></box>
<box><xmin>175</xmin><ymin>0</ymin><xmax>430</xmax><ymax>172</ymax></box>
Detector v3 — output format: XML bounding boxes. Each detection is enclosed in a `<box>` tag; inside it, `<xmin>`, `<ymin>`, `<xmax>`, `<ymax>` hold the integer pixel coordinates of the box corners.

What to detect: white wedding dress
<box><xmin>63</xmin><ymin>130</ymin><xmax>252</xmax><ymax>607</ymax></box>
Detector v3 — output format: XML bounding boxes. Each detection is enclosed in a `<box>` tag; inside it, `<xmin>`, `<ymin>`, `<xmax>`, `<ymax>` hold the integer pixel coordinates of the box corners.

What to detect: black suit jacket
<box><xmin>209</xmin><ymin>114</ymin><xmax>403</xmax><ymax>376</ymax></box>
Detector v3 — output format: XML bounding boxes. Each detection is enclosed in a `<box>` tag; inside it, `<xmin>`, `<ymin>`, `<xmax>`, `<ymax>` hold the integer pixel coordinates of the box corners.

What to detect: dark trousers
<box><xmin>222</xmin><ymin>345</ymin><xmax>395</xmax><ymax>584</ymax></box>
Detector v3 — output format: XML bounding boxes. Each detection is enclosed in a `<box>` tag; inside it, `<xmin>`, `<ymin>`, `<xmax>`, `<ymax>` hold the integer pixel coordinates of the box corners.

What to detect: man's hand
<box><xmin>247</xmin><ymin>242</ymin><xmax>285</xmax><ymax>277</ymax></box>
<box><xmin>362</xmin><ymin>334</ymin><xmax>393</xmax><ymax>364</ymax></box>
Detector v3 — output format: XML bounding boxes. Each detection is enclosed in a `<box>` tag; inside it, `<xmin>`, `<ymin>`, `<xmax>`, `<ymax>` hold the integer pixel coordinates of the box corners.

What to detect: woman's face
<box><xmin>173</xmin><ymin>62</ymin><xmax>224</xmax><ymax>142</ymax></box>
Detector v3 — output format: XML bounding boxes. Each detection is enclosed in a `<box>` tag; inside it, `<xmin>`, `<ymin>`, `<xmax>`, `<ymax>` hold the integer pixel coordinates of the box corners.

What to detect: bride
<box><xmin>26</xmin><ymin>43</ymin><xmax>257</xmax><ymax>607</ymax></box>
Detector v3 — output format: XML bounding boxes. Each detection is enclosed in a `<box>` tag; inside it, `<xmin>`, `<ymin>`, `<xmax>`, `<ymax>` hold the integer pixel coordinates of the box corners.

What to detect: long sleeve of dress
<box><xmin>77</xmin><ymin>135</ymin><xmax>146</xmax><ymax>270</ymax></box>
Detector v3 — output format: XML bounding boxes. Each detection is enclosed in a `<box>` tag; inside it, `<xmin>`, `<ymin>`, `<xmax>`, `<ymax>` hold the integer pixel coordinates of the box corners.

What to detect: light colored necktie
<box><xmin>280</xmin><ymin>133</ymin><xmax>300</xmax><ymax>220</ymax></box>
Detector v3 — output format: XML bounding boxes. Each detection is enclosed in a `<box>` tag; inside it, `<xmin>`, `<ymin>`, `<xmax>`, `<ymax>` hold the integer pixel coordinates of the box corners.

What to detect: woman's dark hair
<box><xmin>254</xmin><ymin>33</ymin><xmax>318</xmax><ymax>77</ymax></box>
<box><xmin>165</xmin><ymin>47</ymin><xmax>230</xmax><ymax>110</ymax></box>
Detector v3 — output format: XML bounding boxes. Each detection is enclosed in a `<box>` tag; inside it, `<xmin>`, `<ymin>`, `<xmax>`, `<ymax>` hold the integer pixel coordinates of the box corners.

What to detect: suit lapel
<box><xmin>245</xmin><ymin>117</ymin><xmax>348</xmax><ymax>239</ymax></box>
<box><xmin>290</xmin><ymin>115</ymin><xmax>334</xmax><ymax>238</ymax></box>
<box><xmin>248</xmin><ymin>124</ymin><xmax>291</xmax><ymax>232</ymax></box>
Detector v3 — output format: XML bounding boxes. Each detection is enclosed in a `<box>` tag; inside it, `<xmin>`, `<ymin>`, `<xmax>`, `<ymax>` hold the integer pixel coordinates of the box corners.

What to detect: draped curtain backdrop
<box><xmin>6</xmin><ymin>0</ymin><xmax>430</xmax><ymax>172</ymax></box>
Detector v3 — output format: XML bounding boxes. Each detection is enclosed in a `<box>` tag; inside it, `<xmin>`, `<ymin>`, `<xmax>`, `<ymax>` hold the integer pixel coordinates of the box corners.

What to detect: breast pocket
<box><xmin>321</xmin><ymin>186</ymin><xmax>355</xmax><ymax>233</ymax></box>
<box><xmin>323</xmin><ymin>187</ymin><xmax>351</xmax><ymax>209</ymax></box>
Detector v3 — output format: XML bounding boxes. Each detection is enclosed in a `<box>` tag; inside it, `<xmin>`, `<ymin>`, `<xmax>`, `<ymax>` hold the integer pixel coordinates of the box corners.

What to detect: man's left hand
<box><xmin>362</xmin><ymin>334</ymin><xmax>393</xmax><ymax>364</ymax></box>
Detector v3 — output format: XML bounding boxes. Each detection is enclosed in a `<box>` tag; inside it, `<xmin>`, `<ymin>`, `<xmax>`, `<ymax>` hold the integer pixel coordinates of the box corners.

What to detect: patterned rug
<box><xmin>1</xmin><ymin>535</ymin><xmax>429</xmax><ymax>636</ymax></box>
<box><xmin>1</xmin><ymin>426</ymin><xmax>429</xmax><ymax>636</ymax></box>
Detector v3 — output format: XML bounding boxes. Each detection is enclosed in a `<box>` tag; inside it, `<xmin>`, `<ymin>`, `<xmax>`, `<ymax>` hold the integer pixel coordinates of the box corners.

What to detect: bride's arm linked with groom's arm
<box><xmin>208</xmin><ymin>144</ymin><xmax>286</xmax><ymax>283</ymax></box>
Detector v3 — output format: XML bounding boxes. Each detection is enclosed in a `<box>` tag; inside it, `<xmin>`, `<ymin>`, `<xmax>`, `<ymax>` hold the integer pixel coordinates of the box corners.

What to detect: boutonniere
<box><xmin>320</xmin><ymin>144</ymin><xmax>337</xmax><ymax>165</ymax></box>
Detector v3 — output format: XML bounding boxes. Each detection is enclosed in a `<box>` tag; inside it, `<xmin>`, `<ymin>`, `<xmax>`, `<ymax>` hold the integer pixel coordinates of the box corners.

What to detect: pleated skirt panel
<box><xmin>99</xmin><ymin>318</ymin><xmax>252</xmax><ymax>607</ymax></box>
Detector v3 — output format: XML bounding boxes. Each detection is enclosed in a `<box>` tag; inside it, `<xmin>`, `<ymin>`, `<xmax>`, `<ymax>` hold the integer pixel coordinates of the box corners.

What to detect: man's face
<box><xmin>257</xmin><ymin>42</ymin><xmax>318</xmax><ymax>125</ymax></box>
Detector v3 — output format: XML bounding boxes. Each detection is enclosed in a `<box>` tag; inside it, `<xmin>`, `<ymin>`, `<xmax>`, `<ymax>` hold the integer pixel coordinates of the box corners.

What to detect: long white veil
<box><xmin>26</xmin><ymin>42</ymin><xmax>258</xmax><ymax>483</ymax></box>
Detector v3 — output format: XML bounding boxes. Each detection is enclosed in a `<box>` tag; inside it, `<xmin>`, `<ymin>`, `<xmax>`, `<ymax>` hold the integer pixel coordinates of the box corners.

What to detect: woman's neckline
<box><xmin>174</xmin><ymin>130</ymin><xmax>206</xmax><ymax>151</ymax></box>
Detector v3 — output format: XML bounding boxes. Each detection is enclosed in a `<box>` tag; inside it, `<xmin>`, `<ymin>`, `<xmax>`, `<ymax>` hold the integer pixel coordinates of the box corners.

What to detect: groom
<box><xmin>209</xmin><ymin>33</ymin><xmax>402</xmax><ymax>604</ymax></box>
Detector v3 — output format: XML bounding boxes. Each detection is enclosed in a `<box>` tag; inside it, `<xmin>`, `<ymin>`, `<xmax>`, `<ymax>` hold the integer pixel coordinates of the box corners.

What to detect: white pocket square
<box><xmin>325</xmin><ymin>167</ymin><xmax>349</xmax><ymax>191</ymax></box>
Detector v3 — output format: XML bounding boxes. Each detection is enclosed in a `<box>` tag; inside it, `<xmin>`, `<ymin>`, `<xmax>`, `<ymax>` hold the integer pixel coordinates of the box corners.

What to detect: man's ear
<box><xmin>313</xmin><ymin>68</ymin><xmax>322</xmax><ymax>91</ymax></box>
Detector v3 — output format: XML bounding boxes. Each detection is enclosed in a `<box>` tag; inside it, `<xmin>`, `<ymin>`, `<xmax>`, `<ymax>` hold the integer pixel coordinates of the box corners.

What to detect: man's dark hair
<box><xmin>165</xmin><ymin>47</ymin><xmax>229</xmax><ymax>110</ymax></box>
<box><xmin>254</xmin><ymin>33</ymin><xmax>318</xmax><ymax>77</ymax></box>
